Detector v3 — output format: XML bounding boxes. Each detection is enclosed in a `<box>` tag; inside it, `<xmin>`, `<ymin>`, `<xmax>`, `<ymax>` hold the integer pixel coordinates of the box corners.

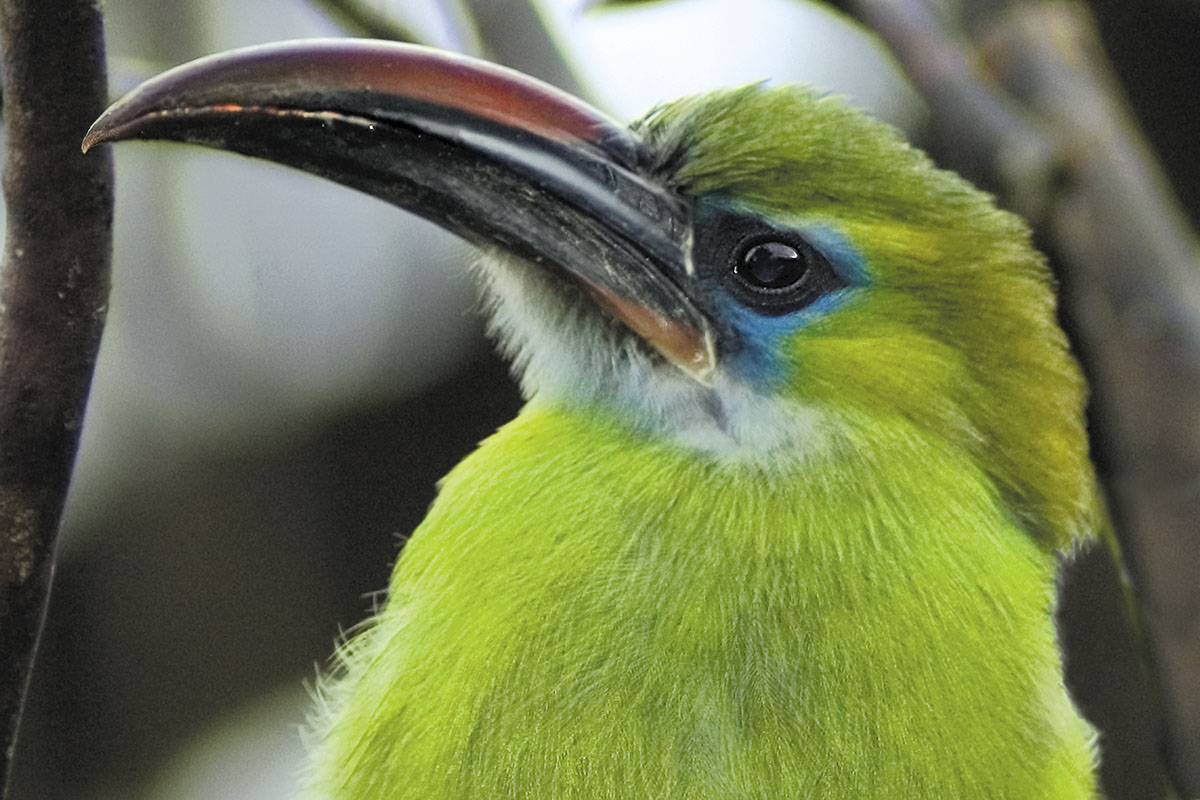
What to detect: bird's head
<box><xmin>84</xmin><ymin>40</ymin><xmax>1096</xmax><ymax>547</ymax></box>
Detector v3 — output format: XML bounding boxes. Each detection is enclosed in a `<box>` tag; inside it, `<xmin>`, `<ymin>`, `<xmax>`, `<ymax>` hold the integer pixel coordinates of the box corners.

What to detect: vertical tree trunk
<box><xmin>0</xmin><ymin>0</ymin><xmax>112</xmax><ymax>794</ymax></box>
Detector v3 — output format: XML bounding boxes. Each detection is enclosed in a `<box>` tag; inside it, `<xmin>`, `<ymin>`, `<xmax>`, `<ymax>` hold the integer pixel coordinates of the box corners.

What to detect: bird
<box><xmin>85</xmin><ymin>38</ymin><xmax>1105</xmax><ymax>798</ymax></box>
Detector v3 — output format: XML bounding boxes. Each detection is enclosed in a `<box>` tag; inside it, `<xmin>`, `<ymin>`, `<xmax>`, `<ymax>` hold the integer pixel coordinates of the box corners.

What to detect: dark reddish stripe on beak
<box><xmin>83</xmin><ymin>39</ymin><xmax>719</xmax><ymax>381</ymax></box>
<box><xmin>85</xmin><ymin>40</ymin><xmax>636</xmax><ymax>161</ymax></box>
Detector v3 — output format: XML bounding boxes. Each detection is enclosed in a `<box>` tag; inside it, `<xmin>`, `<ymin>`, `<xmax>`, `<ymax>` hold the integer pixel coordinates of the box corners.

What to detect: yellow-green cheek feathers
<box><xmin>640</xmin><ymin>87</ymin><xmax>1101</xmax><ymax>550</ymax></box>
<box><xmin>778</xmin><ymin>251</ymin><xmax>1101</xmax><ymax>550</ymax></box>
<box><xmin>306</xmin><ymin>404</ymin><xmax>1097</xmax><ymax>798</ymax></box>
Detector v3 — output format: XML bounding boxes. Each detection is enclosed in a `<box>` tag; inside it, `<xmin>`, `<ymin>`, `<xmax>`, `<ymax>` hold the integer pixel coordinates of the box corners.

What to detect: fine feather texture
<box><xmin>475</xmin><ymin>246</ymin><xmax>832</xmax><ymax>461</ymax></box>
<box><xmin>306</xmin><ymin>405</ymin><xmax>1096</xmax><ymax>797</ymax></box>
<box><xmin>305</xmin><ymin>85</ymin><xmax>1103</xmax><ymax>797</ymax></box>
<box><xmin>633</xmin><ymin>87</ymin><xmax>1101</xmax><ymax>549</ymax></box>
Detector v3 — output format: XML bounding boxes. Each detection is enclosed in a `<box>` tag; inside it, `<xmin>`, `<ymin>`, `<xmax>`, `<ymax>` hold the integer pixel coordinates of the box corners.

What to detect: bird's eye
<box><xmin>735</xmin><ymin>242</ymin><xmax>808</xmax><ymax>292</ymax></box>
<box><xmin>721</xmin><ymin>232</ymin><xmax>843</xmax><ymax>315</ymax></box>
<box><xmin>693</xmin><ymin>203</ymin><xmax>850</xmax><ymax>317</ymax></box>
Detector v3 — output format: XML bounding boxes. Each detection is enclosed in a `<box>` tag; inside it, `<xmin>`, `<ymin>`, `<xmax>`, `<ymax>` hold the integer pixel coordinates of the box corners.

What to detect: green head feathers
<box><xmin>619</xmin><ymin>85</ymin><xmax>1099</xmax><ymax>550</ymax></box>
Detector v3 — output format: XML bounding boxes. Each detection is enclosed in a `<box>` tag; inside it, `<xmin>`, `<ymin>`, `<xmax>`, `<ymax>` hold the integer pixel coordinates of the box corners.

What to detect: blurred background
<box><xmin>5</xmin><ymin>0</ymin><xmax>1198</xmax><ymax>797</ymax></box>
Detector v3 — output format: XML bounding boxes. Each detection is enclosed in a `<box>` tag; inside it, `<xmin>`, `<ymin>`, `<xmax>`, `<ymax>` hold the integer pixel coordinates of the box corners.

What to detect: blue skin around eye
<box><xmin>804</xmin><ymin>224</ymin><xmax>869</xmax><ymax>286</ymax></box>
<box><xmin>720</xmin><ymin>223</ymin><xmax>867</xmax><ymax>388</ymax></box>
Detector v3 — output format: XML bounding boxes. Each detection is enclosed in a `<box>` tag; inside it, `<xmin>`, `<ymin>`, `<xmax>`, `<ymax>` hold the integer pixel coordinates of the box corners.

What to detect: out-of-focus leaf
<box><xmin>310</xmin><ymin>0</ymin><xmax>485</xmax><ymax>54</ymax></box>
<box><xmin>584</xmin><ymin>0</ymin><xmax>678</xmax><ymax>10</ymax></box>
<box><xmin>310</xmin><ymin>0</ymin><xmax>428</xmax><ymax>42</ymax></box>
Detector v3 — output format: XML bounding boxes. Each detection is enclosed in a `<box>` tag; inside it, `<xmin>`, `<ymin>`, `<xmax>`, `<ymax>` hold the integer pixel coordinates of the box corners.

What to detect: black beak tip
<box><xmin>82</xmin><ymin>114</ymin><xmax>120</xmax><ymax>153</ymax></box>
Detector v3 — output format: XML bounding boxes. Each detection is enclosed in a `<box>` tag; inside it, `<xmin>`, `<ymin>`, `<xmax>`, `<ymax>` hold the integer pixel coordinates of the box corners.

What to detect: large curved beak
<box><xmin>84</xmin><ymin>39</ymin><xmax>715</xmax><ymax>381</ymax></box>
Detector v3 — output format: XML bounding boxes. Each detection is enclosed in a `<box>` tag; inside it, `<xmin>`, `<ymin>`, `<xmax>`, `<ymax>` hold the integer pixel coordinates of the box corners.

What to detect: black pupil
<box><xmin>739</xmin><ymin>242</ymin><xmax>806</xmax><ymax>290</ymax></box>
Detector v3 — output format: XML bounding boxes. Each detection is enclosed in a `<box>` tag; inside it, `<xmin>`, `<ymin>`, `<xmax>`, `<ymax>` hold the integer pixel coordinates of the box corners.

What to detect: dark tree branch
<box><xmin>0</xmin><ymin>0</ymin><xmax>112</xmax><ymax>795</ymax></box>
<box><xmin>828</xmin><ymin>0</ymin><xmax>1200</xmax><ymax>794</ymax></box>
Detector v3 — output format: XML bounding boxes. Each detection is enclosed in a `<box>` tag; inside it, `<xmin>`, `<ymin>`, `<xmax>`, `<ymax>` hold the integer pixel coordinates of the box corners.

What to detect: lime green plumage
<box><xmin>309</xmin><ymin>406</ymin><xmax>1096</xmax><ymax>797</ymax></box>
<box><xmin>305</xmin><ymin>86</ymin><xmax>1102</xmax><ymax>797</ymax></box>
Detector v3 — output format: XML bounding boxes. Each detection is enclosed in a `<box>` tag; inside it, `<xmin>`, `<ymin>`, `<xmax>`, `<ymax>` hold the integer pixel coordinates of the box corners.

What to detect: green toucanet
<box><xmin>85</xmin><ymin>39</ymin><xmax>1107</xmax><ymax>798</ymax></box>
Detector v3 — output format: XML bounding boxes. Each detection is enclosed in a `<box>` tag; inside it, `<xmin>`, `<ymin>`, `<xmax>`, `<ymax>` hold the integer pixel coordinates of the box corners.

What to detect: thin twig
<box><xmin>460</xmin><ymin>0</ymin><xmax>587</xmax><ymax>97</ymax></box>
<box><xmin>310</xmin><ymin>0</ymin><xmax>428</xmax><ymax>43</ymax></box>
<box><xmin>835</xmin><ymin>0</ymin><xmax>1065</xmax><ymax>220</ymax></box>
<box><xmin>0</xmin><ymin>0</ymin><xmax>113</xmax><ymax>794</ymax></box>
<box><xmin>310</xmin><ymin>0</ymin><xmax>498</xmax><ymax>62</ymax></box>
